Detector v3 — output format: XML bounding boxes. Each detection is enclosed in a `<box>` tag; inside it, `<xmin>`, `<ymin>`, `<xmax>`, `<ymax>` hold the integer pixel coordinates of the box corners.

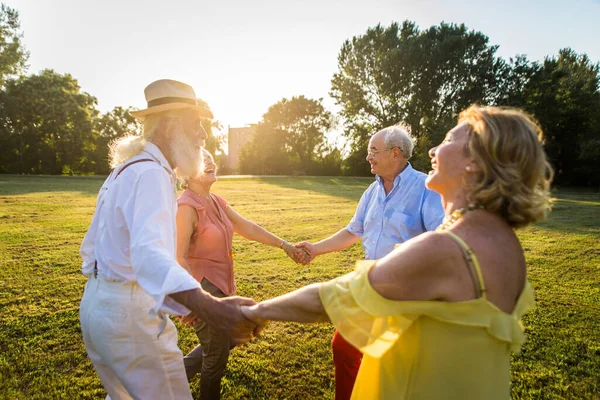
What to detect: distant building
<box><xmin>228</xmin><ymin>124</ymin><xmax>257</xmax><ymax>172</ymax></box>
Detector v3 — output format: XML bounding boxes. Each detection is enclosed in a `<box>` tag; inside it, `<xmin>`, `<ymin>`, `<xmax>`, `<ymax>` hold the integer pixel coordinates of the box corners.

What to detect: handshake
<box><xmin>178</xmin><ymin>295</ymin><xmax>266</xmax><ymax>346</ymax></box>
<box><xmin>282</xmin><ymin>241</ymin><xmax>318</xmax><ymax>265</ymax></box>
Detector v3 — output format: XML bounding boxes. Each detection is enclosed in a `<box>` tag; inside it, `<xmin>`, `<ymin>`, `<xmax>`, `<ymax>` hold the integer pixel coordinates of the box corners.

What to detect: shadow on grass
<box><xmin>4</xmin><ymin>175</ymin><xmax>600</xmax><ymax>238</ymax></box>
<box><xmin>535</xmin><ymin>193</ymin><xmax>600</xmax><ymax>236</ymax></box>
<box><xmin>0</xmin><ymin>175</ymin><xmax>106</xmax><ymax>196</ymax></box>
<box><xmin>0</xmin><ymin>175</ymin><xmax>376</xmax><ymax>200</ymax></box>
<box><xmin>255</xmin><ymin>179</ymin><xmax>600</xmax><ymax>237</ymax></box>
<box><xmin>256</xmin><ymin>176</ymin><xmax>374</xmax><ymax>202</ymax></box>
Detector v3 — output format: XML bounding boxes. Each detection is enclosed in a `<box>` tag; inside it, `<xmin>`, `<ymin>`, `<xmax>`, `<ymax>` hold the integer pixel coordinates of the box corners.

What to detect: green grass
<box><xmin>0</xmin><ymin>175</ymin><xmax>599</xmax><ymax>399</ymax></box>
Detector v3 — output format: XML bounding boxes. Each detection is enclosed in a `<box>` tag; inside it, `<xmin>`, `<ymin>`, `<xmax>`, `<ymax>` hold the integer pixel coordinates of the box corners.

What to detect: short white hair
<box><xmin>378</xmin><ymin>125</ymin><xmax>415</xmax><ymax>159</ymax></box>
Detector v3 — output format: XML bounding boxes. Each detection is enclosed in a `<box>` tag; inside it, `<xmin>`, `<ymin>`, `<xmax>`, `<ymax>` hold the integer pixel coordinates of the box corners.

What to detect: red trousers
<box><xmin>332</xmin><ymin>330</ymin><xmax>363</xmax><ymax>400</ymax></box>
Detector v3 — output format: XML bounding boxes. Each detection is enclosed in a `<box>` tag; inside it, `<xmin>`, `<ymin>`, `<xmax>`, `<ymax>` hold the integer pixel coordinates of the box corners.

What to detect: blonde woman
<box><xmin>176</xmin><ymin>150</ymin><xmax>305</xmax><ymax>399</ymax></box>
<box><xmin>242</xmin><ymin>106</ymin><xmax>553</xmax><ymax>399</ymax></box>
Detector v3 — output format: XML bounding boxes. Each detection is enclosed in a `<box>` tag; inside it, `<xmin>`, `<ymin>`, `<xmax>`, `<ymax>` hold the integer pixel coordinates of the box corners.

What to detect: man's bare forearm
<box><xmin>314</xmin><ymin>229</ymin><xmax>360</xmax><ymax>256</ymax></box>
<box><xmin>170</xmin><ymin>287</ymin><xmax>258</xmax><ymax>345</ymax></box>
<box><xmin>169</xmin><ymin>287</ymin><xmax>216</xmax><ymax>320</ymax></box>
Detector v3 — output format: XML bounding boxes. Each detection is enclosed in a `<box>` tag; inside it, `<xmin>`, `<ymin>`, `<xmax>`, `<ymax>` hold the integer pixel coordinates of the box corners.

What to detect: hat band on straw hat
<box><xmin>147</xmin><ymin>97</ymin><xmax>197</xmax><ymax>107</ymax></box>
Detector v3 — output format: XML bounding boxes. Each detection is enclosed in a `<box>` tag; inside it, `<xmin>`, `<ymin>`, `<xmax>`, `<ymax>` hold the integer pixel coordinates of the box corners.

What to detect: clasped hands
<box><xmin>179</xmin><ymin>241</ymin><xmax>318</xmax><ymax>344</ymax></box>
<box><xmin>179</xmin><ymin>295</ymin><xmax>267</xmax><ymax>346</ymax></box>
<box><xmin>283</xmin><ymin>241</ymin><xmax>317</xmax><ymax>265</ymax></box>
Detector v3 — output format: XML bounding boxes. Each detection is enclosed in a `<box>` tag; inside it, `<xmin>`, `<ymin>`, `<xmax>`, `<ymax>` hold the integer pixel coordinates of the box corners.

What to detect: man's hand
<box><xmin>170</xmin><ymin>289</ymin><xmax>259</xmax><ymax>345</ymax></box>
<box><xmin>295</xmin><ymin>241</ymin><xmax>317</xmax><ymax>264</ymax></box>
<box><xmin>204</xmin><ymin>296</ymin><xmax>259</xmax><ymax>345</ymax></box>
<box><xmin>285</xmin><ymin>244</ymin><xmax>311</xmax><ymax>265</ymax></box>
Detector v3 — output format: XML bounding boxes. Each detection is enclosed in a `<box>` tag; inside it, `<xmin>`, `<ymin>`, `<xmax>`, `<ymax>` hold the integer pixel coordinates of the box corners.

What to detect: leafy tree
<box><xmin>521</xmin><ymin>49</ymin><xmax>600</xmax><ymax>186</ymax></box>
<box><xmin>239</xmin><ymin>96</ymin><xmax>337</xmax><ymax>175</ymax></box>
<box><xmin>331</xmin><ymin>21</ymin><xmax>510</xmax><ymax>174</ymax></box>
<box><xmin>495</xmin><ymin>55</ymin><xmax>541</xmax><ymax>108</ymax></box>
<box><xmin>578</xmin><ymin>138</ymin><xmax>600</xmax><ymax>188</ymax></box>
<box><xmin>0</xmin><ymin>69</ymin><xmax>98</xmax><ymax>174</ymax></box>
<box><xmin>339</xmin><ymin>123</ymin><xmax>371</xmax><ymax>176</ymax></box>
<box><xmin>316</xmin><ymin>145</ymin><xmax>344</xmax><ymax>176</ymax></box>
<box><xmin>91</xmin><ymin>106</ymin><xmax>141</xmax><ymax>174</ymax></box>
<box><xmin>96</xmin><ymin>106</ymin><xmax>141</xmax><ymax>140</ymax></box>
<box><xmin>0</xmin><ymin>3</ymin><xmax>28</xmax><ymax>87</ymax></box>
<box><xmin>239</xmin><ymin>123</ymin><xmax>290</xmax><ymax>175</ymax></box>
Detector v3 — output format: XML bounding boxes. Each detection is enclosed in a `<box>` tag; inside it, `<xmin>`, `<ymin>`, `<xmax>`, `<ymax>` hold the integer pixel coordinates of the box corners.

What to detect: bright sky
<box><xmin>6</xmin><ymin>0</ymin><xmax>600</xmax><ymax>141</ymax></box>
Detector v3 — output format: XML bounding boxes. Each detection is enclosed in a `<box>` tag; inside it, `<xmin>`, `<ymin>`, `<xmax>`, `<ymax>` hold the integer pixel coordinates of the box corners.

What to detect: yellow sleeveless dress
<box><xmin>319</xmin><ymin>232</ymin><xmax>535</xmax><ymax>400</ymax></box>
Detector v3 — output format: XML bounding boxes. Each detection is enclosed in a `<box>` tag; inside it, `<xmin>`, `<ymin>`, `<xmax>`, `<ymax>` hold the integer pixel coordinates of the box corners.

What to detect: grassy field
<box><xmin>0</xmin><ymin>175</ymin><xmax>599</xmax><ymax>399</ymax></box>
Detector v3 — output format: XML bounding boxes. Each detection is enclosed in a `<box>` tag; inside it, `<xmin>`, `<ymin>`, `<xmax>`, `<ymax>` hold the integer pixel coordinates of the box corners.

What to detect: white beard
<box><xmin>167</xmin><ymin>120</ymin><xmax>203</xmax><ymax>179</ymax></box>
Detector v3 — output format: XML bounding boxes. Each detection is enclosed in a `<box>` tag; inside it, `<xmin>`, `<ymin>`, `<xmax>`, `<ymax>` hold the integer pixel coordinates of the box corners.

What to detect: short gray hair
<box><xmin>378</xmin><ymin>125</ymin><xmax>415</xmax><ymax>159</ymax></box>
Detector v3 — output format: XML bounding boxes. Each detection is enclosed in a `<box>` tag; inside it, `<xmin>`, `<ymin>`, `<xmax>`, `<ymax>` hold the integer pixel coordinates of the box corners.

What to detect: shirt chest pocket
<box><xmin>386</xmin><ymin>211</ymin><xmax>416</xmax><ymax>242</ymax></box>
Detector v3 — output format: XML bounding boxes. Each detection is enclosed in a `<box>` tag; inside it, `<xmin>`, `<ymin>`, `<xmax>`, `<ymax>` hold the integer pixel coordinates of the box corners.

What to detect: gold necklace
<box><xmin>436</xmin><ymin>204</ymin><xmax>482</xmax><ymax>232</ymax></box>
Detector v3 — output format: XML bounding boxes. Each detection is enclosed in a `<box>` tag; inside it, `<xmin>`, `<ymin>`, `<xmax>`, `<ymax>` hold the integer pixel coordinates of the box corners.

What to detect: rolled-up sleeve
<box><xmin>129</xmin><ymin>169</ymin><xmax>200</xmax><ymax>316</ymax></box>
<box><xmin>346</xmin><ymin>190</ymin><xmax>371</xmax><ymax>237</ymax></box>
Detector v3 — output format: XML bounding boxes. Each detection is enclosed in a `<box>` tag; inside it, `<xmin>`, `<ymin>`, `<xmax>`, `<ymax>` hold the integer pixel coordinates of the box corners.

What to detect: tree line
<box><xmin>1</xmin><ymin>5</ymin><xmax>599</xmax><ymax>185</ymax></box>
<box><xmin>0</xmin><ymin>4</ymin><xmax>225</xmax><ymax>176</ymax></box>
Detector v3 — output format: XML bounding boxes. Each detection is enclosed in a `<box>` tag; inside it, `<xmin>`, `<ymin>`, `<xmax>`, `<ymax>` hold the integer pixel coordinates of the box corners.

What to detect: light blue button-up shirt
<box><xmin>346</xmin><ymin>163</ymin><xmax>444</xmax><ymax>260</ymax></box>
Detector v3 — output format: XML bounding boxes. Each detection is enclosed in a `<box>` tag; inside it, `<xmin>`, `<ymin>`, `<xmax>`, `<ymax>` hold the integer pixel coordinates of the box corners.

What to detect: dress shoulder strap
<box><xmin>444</xmin><ymin>231</ymin><xmax>487</xmax><ymax>299</ymax></box>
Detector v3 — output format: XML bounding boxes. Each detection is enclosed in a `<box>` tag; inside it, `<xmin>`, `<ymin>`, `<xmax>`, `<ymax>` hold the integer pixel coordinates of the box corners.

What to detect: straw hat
<box><xmin>130</xmin><ymin>79</ymin><xmax>213</xmax><ymax>121</ymax></box>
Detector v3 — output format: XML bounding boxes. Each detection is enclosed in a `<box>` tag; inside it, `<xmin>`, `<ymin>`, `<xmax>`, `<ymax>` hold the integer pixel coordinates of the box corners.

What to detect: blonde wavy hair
<box><xmin>109</xmin><ymin>109</ymin><xmax>185</xmax><ymax>168</ymax></box>
<box><xmin>460</xmin><ymin>105</ymin><xmax>554</xmax><ymax>229</ymax></box>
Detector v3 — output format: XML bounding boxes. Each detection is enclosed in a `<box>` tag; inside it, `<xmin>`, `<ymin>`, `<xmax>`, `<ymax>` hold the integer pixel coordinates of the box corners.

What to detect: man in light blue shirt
<box><xmin>345</xmin><ymin>150</ymin><xmax>444</xmax><ymax>259</ymax></box>
<box><xmin>296</xmin><ymin>125</ymin><xmax>444</xmax><ymax>400</ymax></box>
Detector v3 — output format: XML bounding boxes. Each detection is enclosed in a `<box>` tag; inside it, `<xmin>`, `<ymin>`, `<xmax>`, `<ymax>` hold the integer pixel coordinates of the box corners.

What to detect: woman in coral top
<box><xmin>242</xmin><ymin>106</ymin><xmax>554</xmax><ymax>399</ymax></box>
<box><xmin>175</xmin><ymin>150</ymin><xmax>305</xmax><ymax>399</ymax></box>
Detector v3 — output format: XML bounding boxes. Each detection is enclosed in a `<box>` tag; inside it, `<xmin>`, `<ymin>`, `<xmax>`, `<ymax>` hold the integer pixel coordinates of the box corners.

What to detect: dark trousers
<box><xmin>183</xmin><ymin>279</ymin><xmax>233</xmax><ymax>400</ymax></box>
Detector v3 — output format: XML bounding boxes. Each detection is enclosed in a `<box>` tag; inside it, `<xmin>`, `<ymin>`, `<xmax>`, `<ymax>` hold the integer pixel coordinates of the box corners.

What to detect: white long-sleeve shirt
<box><xmin>80</xmin><ymin>142</ymin><xmax>200</xmax><ymax>316</ymax></box>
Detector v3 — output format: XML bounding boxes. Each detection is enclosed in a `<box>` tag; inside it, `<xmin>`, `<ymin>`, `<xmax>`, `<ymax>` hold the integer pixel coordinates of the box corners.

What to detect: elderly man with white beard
<box><xmin>79</xmin><ymin>79</ymin><xmax>258</xmax><ymax>400</ymax></box>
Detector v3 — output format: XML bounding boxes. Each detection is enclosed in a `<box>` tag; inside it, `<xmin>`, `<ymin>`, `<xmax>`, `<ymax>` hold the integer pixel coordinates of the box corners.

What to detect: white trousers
<box><xmin>80</xmin><ymin>276</ymin><xmax>192</xmax><ymax>400</ymax></box>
